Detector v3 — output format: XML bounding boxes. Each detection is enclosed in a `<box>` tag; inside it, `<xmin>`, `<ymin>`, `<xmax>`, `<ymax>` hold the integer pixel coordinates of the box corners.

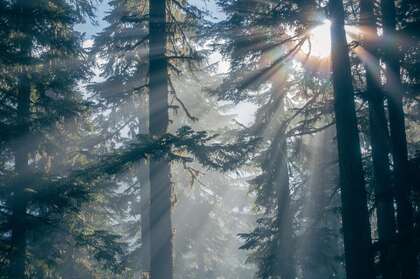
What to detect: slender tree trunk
<box><xmin>275</xmin><ymin>137</ymin><xmax>296</xmax><ymax>279</ymax></box>
<box><xmin>271</xmin><ymin>79</ymin><xmax>296</xmax><ymax>279</ymax></box>
<box><xmin>8</xmin><ymin>1</ymin><xmax>31</xmax><ymax>276</ymax></box>
<box><xmin>302</xmin><ymin>127</ymin><xmax>341</xmax><ymax>279</ymax></box>
<box><xmin>8</xmin><ymin>73</ymin><xmax>30</xmax><ymax>279</ymax></box>
<box><xmin>380</xmin><ymin>0</ymin><xmax>417</xmax><ymax>277</ymax></box>
<box><xmin>137</xmin><ymin>104</ymin><xmax>151</xmax><ymax>279</ymax></box>
<box><xmin>359</xmin><ymin>1</ymin><xmax>398</xmax><ymax>278</ymax></box>
<box><xmin>329</xmin><ymin>0</ymin><xmax>374</xmax><ymax>278</ymax></box>
<box><xmin>149</xmin><ymin>1</ymin><xmax>173</xmax><ymax>279</ymax></box>
<box><xmin>139</xmin><ymin>160</ymin><xmax>151</xmax><ymax>279</ymax></box>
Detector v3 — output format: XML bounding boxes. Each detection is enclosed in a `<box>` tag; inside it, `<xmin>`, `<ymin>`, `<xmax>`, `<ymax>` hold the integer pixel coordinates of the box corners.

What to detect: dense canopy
<box><xmin>0</xmin><ymin>0</ymin><xmax>419</xmax><ymax>278</ymax></box>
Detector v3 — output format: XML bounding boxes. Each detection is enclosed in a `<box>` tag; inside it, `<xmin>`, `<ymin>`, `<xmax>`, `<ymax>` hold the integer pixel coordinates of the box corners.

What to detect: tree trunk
<box><xmin>275</xmin><ymin>138</ymin><xmax>296</xmax><ymax>279</ymax></box>
<box><xmin>271</xmin><ymin>79</ymin><xmax>296</xmax><ymax>279</ymax></box>
<box><xmin>329</xmin><ymin>0</ymin><xmax>374</xmax><ymax>278</ymax></box>
<box><xmin>8</xmin><ymin>1</ymin><xmax>32</xmax><ymax>276</ymax></box>
<box><xmin>139</xmin><ymin>160</ymin><xmax>151</xmax><ymax>278</ymax></box>
<box><xmin>380</xmin><ymin>0</ymin><xmax>417</xmax><ymax>277</ymax></box>
<box><xmin>302</xmin><ymin>127</ymin><xmax>342</xmax><ymax>279</ymax></box>
<box><xmin>149</xmin><ymin>1</ymin><xmax>173</xmax><ymax>279</ymax></box>
<box><xmin>8</xmin><ymin>73</ymin><xmax>30</xmax><ymax>279</ymax></box>
<box><xmin>359</xmin><ymin>1</ymin><xmax>398</xmax><ymax>278</ymax></box>
<box><xmin>137</xmin><ymin>103</ymin><xmax>151</xmax><ymax>278</ymax></box>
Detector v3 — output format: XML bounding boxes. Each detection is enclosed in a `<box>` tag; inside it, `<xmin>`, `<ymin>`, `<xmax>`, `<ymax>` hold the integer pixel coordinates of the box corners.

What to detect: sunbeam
<box><xmin>2</xmin><ymin>0</ymin><xmax>418</xmax><ymax>278</ymax></box>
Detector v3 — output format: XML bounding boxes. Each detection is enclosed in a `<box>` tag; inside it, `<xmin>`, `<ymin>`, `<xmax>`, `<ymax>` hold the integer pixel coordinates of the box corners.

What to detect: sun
<box><xmin>303</xmin><ymin>20</ymin><xmax>332</xmax><ymax>58</ymax></box>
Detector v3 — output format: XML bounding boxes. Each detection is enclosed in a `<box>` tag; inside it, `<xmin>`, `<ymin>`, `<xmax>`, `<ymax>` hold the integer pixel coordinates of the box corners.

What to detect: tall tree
<box><xmin>328</xmin><ymin>0</ymin><xmax>374</xmax><ymax>277</ymax></box>
<box><xmin>0</xmin><ymin>0</ymin><xmax>128</xmax><ymax>277</ymax></box>
<box><xmin>91</xmin><ymin>0</ymin><xmax>151</xmax><ymax>274</ymax></box>
<box><xmin>92</xmin><ymin>2</ymin><xmax>253</xmax><ymax>278</ymax></box>
<box><xmin>168</xmin><ymin>71</ymin><xmax>256</xmax><ymax>279</ymax></box>
<box><xmin>265</xmin><ymin>77</ymin><xmax>297</xmax><ymax>279</ymax></box>
<box><xmin>359</xmin><ymin>0</ymin><xmax>398</xmax><ymax>277</ymax></box>
<box><xmin>380</xmin><ymin>0</ymin><xmax>417</xmax><ymax>277</ymax></box>
<box><xmin>214</xmin><ymin>1</ymin><xmax>346</xmax><ymax>278</ymax></box>
<box><xmin>148</xmin><ymin>1</ymin><xmax>173</xmax><ymax>278</ymax></box>
<box><xmin>8</xmin><ymin>8</ymin><xmax>31</xmax><ymax>275</ymax></box>
<box><xmin>240</xmin><ymin>74</ymin><xmax>298</xmax><ymax>279</ymax></box>
<box><xmin>139</xmin><ymin>159</ymin><xmax>151</xmax><ymax>279</ymax></box>
<box><xmin>299</xmin><ymin>126</ymin><xmax>344</xmax><ymax>279</ymax></box>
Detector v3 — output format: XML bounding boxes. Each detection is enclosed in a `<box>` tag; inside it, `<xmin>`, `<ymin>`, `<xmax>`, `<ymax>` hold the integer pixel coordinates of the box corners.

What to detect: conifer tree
<box><xmin>329</xmin><ymin>0</ymin><xmax>374</xmax><ymax>277</ymax></box>
<box><xmin>92</xmin><ymin>1</ymin><xmax>254</xmax><ymax>278</ymax></box>
<box><xmin>358</xmin><ymin>0</ymin><xmax>397</xmax><ymax>277</ymax></box>
<box><xmin>299</xmin><ymin>126</ymin><xmax>344</xmax><ymax>279</ymax></box>
<box><xmin>214</xmin><ymin>1</ymin><xmax>344</xmax><ymax>278</ymax></box>
<box><xmin>0</xmin><ymin>0</ymin><xmax>116</xmax><ymax>277</ymax></box>
<box><xmin>380</xmin><ymin>0</ymin><xmax>417</xmax><ymax>276</ymax></box>
<box><xmin>1</xmin><ymin>0</ymin><xmax>418</xmax><ymax>278</ymax></box>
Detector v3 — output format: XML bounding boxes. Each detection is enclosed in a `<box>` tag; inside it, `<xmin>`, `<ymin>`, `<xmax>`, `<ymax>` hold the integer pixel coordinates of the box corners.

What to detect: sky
<box><xmin>76</xmin><ymin>0</ymin><xmax>257</xmax><ymax>126</ymax></box>
<box><xmin>76</xmin><ymin>1</ymin><xmax>108</xmax><ymax>38</ymax></box>
<box><xmin>76</xmin><ymin>0</ymin><xmax>225</xmax><ymax>38</ymax></box>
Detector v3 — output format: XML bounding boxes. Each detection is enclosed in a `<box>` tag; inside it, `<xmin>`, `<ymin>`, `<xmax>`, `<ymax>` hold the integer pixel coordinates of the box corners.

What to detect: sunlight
<box><xmin>303</xmin><ymin>20</ymin><xmax>332</xmax><ymax>58</ymax></box>
<box><xmin>4</xmin><ymin>0</ymin><xmax>417</xmax><ymax>277</ymax></box>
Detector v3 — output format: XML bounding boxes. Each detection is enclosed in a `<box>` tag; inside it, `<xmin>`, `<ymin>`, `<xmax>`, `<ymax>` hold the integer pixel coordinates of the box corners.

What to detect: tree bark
<box><xmin>139</xmin><ymin>160</ymin><xmax>151</xmax><ymax>278</ymax></box>
<box><xmin>329</xmin><ymin>0</ymin><xmax>375</xmax><ymax>277</ymax></box>
<box><xmin>8</xmin><ymin>1</ymin><xmax>32</xmax><ymax>277</ymax></box>
<box><xmin>137</xmin><ymin>103</ymin><xmax>151</xmax><ymax>278</ymax></box>
<box><xmin>149</xmin><ymin>1</ymin><xmax>173</xmax><ymax>279</ymax></box>
<box><xmin>302</xmin><ymin>127</ymin><xmax>342</xmax><ymax>279</ymax></box>
<box><xmin>359</xmin><ymin>1</ymin><xmax>398</xmax><ymax>278</ymax></box>
<box><xmin>274</xmin><ymin>136</ymin><xmax>296</xmax><ymax>279</ymax></box>
<box><xmin>8</xmin><ymin>73</ymin><xmax>30</xmax><ymax>279</ymax></box>
<box><xmin>271</xmin><ymin>79</ymin><xmax>296</xmax><ymax>279</ymax></box>
<box><xmin>380</xmin><ymin>0</ymin><xmax>417</xmax><ymax>277</ymax></box>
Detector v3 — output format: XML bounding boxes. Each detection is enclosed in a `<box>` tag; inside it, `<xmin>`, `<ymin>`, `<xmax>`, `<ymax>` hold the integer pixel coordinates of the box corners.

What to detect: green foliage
<box><xmin>213</xmin><ymin>1</ymin><xmax>343</xmax><ymax>278</ymax></box>
<box><xmin>0</xmin><ymin>0</ymin><xmax>126</xmax><ymax>277</ymax></box>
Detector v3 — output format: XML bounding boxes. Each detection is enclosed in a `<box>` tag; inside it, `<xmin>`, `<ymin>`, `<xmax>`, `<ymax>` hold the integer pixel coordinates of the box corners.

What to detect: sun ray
<box><xmin>353</xmin><ymin>46</ymin><xmax>382</xmax><ymax>85</ymax></box>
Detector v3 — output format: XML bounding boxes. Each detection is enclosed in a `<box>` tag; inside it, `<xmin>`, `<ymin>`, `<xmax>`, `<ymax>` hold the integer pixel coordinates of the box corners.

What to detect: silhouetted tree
<box><xmin>329</xmin><ymin>0</ymin><xmax>374</xmax><ymax>277</ymax></box>
<box><xmin>359</xmin><ymin>0</ymin><xmax>398</xmax><ymax>277</ymax></box>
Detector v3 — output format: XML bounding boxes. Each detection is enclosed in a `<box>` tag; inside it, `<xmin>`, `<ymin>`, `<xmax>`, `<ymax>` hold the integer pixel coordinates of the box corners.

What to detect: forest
<box><xmin>0</xmin><ymin>0</ymin><xmax>419</xmax><ymax>278</ymax></box>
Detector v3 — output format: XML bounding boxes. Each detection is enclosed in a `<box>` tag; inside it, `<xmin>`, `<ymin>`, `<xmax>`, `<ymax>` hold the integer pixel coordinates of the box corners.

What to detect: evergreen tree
<box><xmin>329</xmin><ymin>0</ymin><xmax>374</xmax><ymax>277</ymax></box>
<box><xmin>92</xmin><ymin>2</ymin><xmax>254</xmax><ymax>278</ymax></box>
<box><xmin>168</xmin><ymin>69</ymin><xmax>256</xmax><ymax>279</ymax></box>
<box><xmin>358</xmin><ymin>0</ymin><xmax>397</xmax><ymax>277</ymax></box>
<box><xmin>381</xmin><ymin>0</ymin><xmax>418</xmax><ymax>276</ymax></box>
<box><xmin>0</xmin><ymin>0</ymin><xmax>130</xmax><ymax>277</ymax></box>
<box><xmin>299</xmin><ymin>126</ymin><xmax>344</xmax><ymax>279</ymax></box>
<box><xmin>0</xmin><ymin>0</ymin><xmax>92</xmax><ymax>277</ymax></box>
<box><xmin>214</xmin><ymin>1</ymin><xmax>345</xmax><ymax>278</ymax></box>
<box><xmin>1</xmin><ymin>0</ymin><xmax>418</xmax><ymax>278</ymax></box>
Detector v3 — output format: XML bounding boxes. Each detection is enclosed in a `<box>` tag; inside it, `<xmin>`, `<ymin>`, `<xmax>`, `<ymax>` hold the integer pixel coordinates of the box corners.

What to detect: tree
<box><xmin>7</xmin><ymin>2</ymin><xmax>31</xmax><ymax>276</ymax></box>
<box><xmin>329</xmin><ymin>0</ymin><xmax>374</xmax><ymax>277</ymax></box>
<box><xmin>0</xmin><ymin>0</ymin><xmax>98</xmax><ymax>277</ymax></box>
<box><xmin>2</xmin><ymin>0</ymin><xmax>418</xmax><ymax>277</ymax></box>
<box><xmin>299</xmin><ymin>126</ymin><xmax>344</xmax><ymax>279</ymax></box>
<box><xmin>214</xmin><ymin>1</ymin><xmax>346</xmax><ymax>278</ymax></box>
<box><xmin>92</xmin><ymin>2</ymin><xmax>254</xmax><ymax>278</ymax></box>
<box><xmin>240</xmin><ymin>74</ymin><xmax>297</xmax><ymax>279</ymax></box>
<box><xmin>359</xmin><ymin>0</ymin><xmax>398</xmax><ymax>277</ymax></box>
<box><xmin>380</xmin><ymin>0</ymin><xmax>418</xmax><ymax>277</ymax></box>
<box><xmin>148</xmin><ymin>1</ymin><xmax>173</xmax><ymax>278</ymax></box>
<box><xmin>91</xmin><ymin>0</ymin><xmax>151</xmax><ymax>274</ymax></box>
<box><xmin>168</xmin><ymin>70</ymin><xmax>256</xmax><ymax>279</ymax></box>
<box><xmin>0</xmin><ymin>1</ymin><xmax>133</xmax><ymax>278</ymax></box>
